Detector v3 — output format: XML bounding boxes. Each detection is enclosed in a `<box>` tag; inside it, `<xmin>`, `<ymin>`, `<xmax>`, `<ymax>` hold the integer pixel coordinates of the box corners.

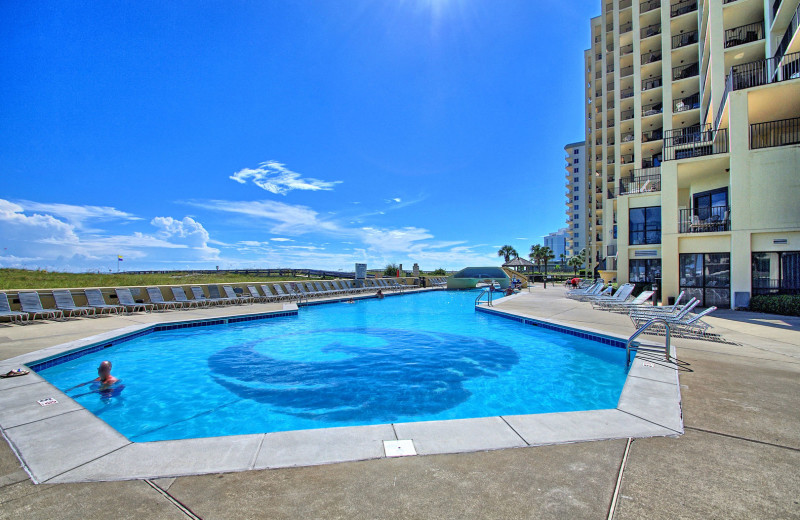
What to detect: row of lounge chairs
<box><xmin>0</xmin><ymin>279</ymin><xmax>418</xmax><ymax>324</ymax></box>
<box><xmin>568</xmin><ymin>282</ymin><xmax>720</xmax><ymax>339</ymax></box>
<box><xmin>428</xmin><ymin>277</ymin><xmax>448</xmax><ymax>287</ymax></box>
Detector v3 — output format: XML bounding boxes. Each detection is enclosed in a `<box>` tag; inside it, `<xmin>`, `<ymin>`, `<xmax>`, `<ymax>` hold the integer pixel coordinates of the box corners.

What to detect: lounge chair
<box><xmin>343</xmin><ymin>280</ymin><xmax>367</xmax><ymax>293</ymax></box>
<box><xmin>172</xmin><ymin>287</ymin><xmax>202</xmax><ymax>308</ymax></box>
<box><xmin>115</xmin><ymin>288</ymin><xmax>155</xmax><ymax>313</ymax></box>
<box><xmin>283</xmin><ymin>283</ymin><xmax>305</xmax><ymax>300</ymax></box>
<box><xmin>146</xmin><ymin>287</ymin><xmax>182</xmax><ymax>310</ymax></box>
<box><xmin>191</xmin><ymin>286</ymin><xmax>219</xmax><ymax>306</ymax></box>
<box><xmin>576</xmin><ymin>285</ymin><xmax>612</xmax><ymax>301</ymax></box>
<box><xmin>53</xmin><ymin>290</ymin><xmax>95</xmax><ymax>317</ymax></box>
<box><xmin>567</xmin><ymin>282</ymin><xmax>603</xmax><ymax>299</ymax></box>
<box><xmin>19</xmin><ymin>292</ymin><xmax>64</xmax><ymax>320</ymax></box>
<box><xmin>223</xmin><ymin>285</ymin><xmax>253</xmax><ymax>304</ymax></box>
<box><xmin>631</xmin><ymin>299</ymin><xmax>700</xmax><ymax>328</ymax></box>
<box><xmin>0</xmin><ymin>293</ymin><xmax>30</xmax><ymax>324</ymax></box>
<box><xmin>323</xmin><ymin>281</ymin><xmax>346</xmax><ymax>296</ymax></box>
<box><xmin>628</xmin><ymin>293</ymin><xmax>692</xmax><ymax>321</ymax></box>
<box><xmin>588</xmin><ymin>284</ymin><xmax>635</xmax><ymax>306</ymax></box>
<box><xmin>269</xmin><ymin>284</ymin><xmax>294</xmax><ymax>302</ymax></box>
<box><xmin>313</xmin><ymin>282</ymin><xmax>337</xmax><ymax>297</ymax></box>
<box><xmin>634</xmin><ymin>306</ymin><xmax>718</xmax><ymax>338</ymax></box>
<box><xmin>85</xmin><ymin>289</ymin><xmax>125</xmax><ymax>314</ymax></box>
<box><xmin>330</xmin><ymin>280</ymin><xmax>352</xmax><ymax>295</ymax></box>
<box><xmin>597</xmin><ymin>290</ymin><xmax>654</xmax><ymax>312</ymax></box>
<box><xmin>303</xmin><ymin>282</ymin><xmax>326</xmax><ymax>297</ymax></box>
<box><xmin>246</xmin><ymin>285</ymin><xmax>268</xmax><ymax>303</ymax></box>
<box><xmin>206</xmin><ymin>285</ymin><xmax>236</xmax><ymax>305</ymax></box>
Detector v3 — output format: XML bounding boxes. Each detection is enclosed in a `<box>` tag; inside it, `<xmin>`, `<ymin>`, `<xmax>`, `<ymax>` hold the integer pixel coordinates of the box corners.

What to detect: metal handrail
<box><xmin>626</xmin><ymin>318</ymin><xmax>671</xmax><ymax>367</ymax></box>
<box><xmin>475</xmin><ymin>288</ymin><xmax>493</xmax><ymax>307</ymax></box>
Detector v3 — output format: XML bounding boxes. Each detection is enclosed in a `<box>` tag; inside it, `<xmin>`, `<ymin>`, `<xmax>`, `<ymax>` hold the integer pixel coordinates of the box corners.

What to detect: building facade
<box><xmin>544</xmin><ymin>228</ymin><xmax>569</xmax><ymax>266</ymax></box>
<box><xmin>564</xmin><ymin>141</ymin><xmax>587</xmax><ymax>259</ymax></box>
<box><xmin>583</xmin><ymin>0</ymin><xmax>799</xmax><ymax>308</ymax></box>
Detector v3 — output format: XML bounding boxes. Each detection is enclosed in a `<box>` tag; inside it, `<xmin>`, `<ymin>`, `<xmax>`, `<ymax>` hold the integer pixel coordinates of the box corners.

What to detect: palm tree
<box><xmin>558</xmin><ymin>253</ymin><xmax>566</xmax><ymax>271</ymax></box>
<box><xmin>529</xmin><ymin>244</ymin><xmax>543</xmax><ymax>274</ymax></box>
<box><xmin>567</xmin><ymin>255</ymin><xmax>583</xmax><ymax>276</ymax></box>
<box><xmin>497</xmin><ymin>245</ymin><xmax>518</xmax><ymax>263</ymax></box>
<box><xmin>536</xmin><ymin>246</ymin><xmax>555</xmax><ymax>288</ymax></box>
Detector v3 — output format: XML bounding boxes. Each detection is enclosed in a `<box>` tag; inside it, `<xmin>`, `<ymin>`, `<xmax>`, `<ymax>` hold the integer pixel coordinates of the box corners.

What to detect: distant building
<box><xmin>564</xmin><ymin>141</ymin><xmax>586</xmax><ymax>259</ymax></box>
<box><xmin>544</xmin><ymin>228</ymin><xmax>569</xmax><ymax>266</ymax></box>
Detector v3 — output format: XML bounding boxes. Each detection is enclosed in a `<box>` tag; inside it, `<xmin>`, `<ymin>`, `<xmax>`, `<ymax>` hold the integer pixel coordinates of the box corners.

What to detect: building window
<box><xmin>574</xmin><ymin>205</ymin><xmax>580</xmax><ymax>210</ymax></box>
<box><xmin>680</xmin><ymin>253</ymin><xmax>731</xmax><ymax>308</ymax></box>
<box><xmin>574</xmin><ymin>195</ymin><xmax>580</xmax><ymax>201</ymax></box>
<box><xmin>629</xmin><ymin>206</ymin><xmax>661</xmax><ymax>245</ymax></box>
<box><xmin>574</xmin><ymin>186</ymin><xmax>579</xmax><ymax>192</ymax></box>
<box><xmin>574</xmin><ymin>233</ymin><xmax>580</xmax><ymax>238</ymax></box>
<box><xmin>629</xmin><ymin>259</ymin><xmax>661</xmax><ymax>283</ymax></box>
<box><xmin>752</xmin><ymin>251</ymin><xmax>800</xmax><ymax>295</ymax></box>
<box><xmin>573</xmin><ymin>148</ymin><xmax>579</xmax><ymax>154</ymax></box>
<box><xmin>693</xmin><ymin>188</ymin><xmax>728</xmax><ymax>221</ymax></box>
<box><xmin>573</xmin><ymin>223</ymin><xmax>579</xmax><ymax>229</ymax></box>
<box><xmin>573</xmin><ymin>176</ymin><xmax>580</xmax><ymax>182</ymax></box>
<box><xmin>573</xmin><ymin>158</ymin><xmax>579</xmax><ymax>164</ymax></box>
<box><xmin>574</xmin><ymin>168</ymin><xmax>580</xmax><ymax>174</ymax></box>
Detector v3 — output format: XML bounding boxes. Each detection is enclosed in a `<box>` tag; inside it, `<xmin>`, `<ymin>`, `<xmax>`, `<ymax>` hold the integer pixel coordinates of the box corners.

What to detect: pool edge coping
<box><xmin>0</xmin><ymin>294</ymin><xmax>684</xmax><ymax>484</ymax></box>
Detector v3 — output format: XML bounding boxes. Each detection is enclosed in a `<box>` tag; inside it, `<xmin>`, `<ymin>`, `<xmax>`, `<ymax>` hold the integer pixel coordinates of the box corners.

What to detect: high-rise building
<box><xmin>564</xmin><ymin>141</ymin><xmax>587</xmax><ymax>260</ymax></box>
<box><xmin>583</xmin><ymin>0</ymin><xmax>799</xmax><ymax>309</ymax></box>
<box><xmin>544</xmin><ymin>228</ymin><xmax>569</xmax><ymax>266</ymax></box>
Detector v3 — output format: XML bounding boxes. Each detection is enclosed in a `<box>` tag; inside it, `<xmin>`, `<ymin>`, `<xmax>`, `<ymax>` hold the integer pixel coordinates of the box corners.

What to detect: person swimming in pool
<box><xmin>67</xmin><ymin>360</ymin><xmax>121</xmax><ymax>394</ymax></box>
<box><xmin>376</xmin><ymin>289</ymin><xmax>384</xmax><ymax>300</ymax></box>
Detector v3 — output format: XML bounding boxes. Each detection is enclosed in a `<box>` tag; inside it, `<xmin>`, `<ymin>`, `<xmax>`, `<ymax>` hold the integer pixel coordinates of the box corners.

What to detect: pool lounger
<box><xmin>52</xmin><ymin>289</ymin><xmax>95</xmax><ymax>317</ymax></box>
<box><xmin>18</xmin><ymin>292</ymin><xmax>64</xmax><ymax>321</ymax></box>
<box><xmin>223</xmin><ymin>285</ymin><xmax>254</xmax><ymax>305</ymax></box>
<box><xmin>0</xmin><ymin>293</ymin><xmax>30</xmax><ymax>324</ymax></box>
<box><xmin>84</xmin><ymin>289</ymin><xmax>125</xmax><ymax>314</ymax></box>
<box><xmin>172</xmin><ymin>287</ymin><xmax>203</xmax><ymax>308</ymax></box>
<box><xmin>115</xmin><ymin>288</ymin><xmax>155</xmax><ymax>313</ymax></box>
<box><xmin>145</xmin><ymin>287</ymin><xmax>182</xmax><ymax>311</ymax></box>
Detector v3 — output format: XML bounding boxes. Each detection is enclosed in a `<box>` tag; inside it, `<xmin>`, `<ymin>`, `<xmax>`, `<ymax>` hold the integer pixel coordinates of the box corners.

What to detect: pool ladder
<box><xmin>626</xmin><ymin>318</ymin><xmax>671</xmax><ymax>367</ymax></box>
<box><xmin>475</xmin><ymin>288</ymin><xmax>493</xmax><ymax>307</ymax></box>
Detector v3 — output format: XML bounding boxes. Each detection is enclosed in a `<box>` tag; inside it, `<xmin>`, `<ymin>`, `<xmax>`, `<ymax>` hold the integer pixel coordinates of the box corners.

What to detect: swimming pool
<box><xmin>37</xmin><ymin>290</ymin><xmax>630</xmax><ymax>442</ymax></box>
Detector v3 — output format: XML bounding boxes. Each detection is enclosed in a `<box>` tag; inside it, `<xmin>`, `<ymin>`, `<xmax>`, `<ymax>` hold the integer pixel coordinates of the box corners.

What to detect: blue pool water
<box><xmin>38</xmin><ymin>290</ymin><xmax>629</xmax><ymax>441</ymax></box>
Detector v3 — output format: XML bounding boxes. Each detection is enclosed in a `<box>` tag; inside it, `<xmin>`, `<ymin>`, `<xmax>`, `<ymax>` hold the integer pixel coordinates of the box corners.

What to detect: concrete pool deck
<box><xmin>1</xmin><ymin>286</ymin><xmax>799</xmax><ymax>518</ymax></box>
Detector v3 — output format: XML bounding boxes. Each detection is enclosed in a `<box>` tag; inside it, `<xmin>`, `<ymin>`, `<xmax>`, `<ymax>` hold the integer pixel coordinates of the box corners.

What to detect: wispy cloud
<box><xmin>229</xmin><ymin>161</ymin><xmax>342</xmax><ymax>195</ymax></box>
<box><xmin>270</xmin><ymin>237</ymin><xmax>293</xmax><ymax>242</ymax></box>
<box><xmin>15</xmin><ymin>200</ymin><xmax>141</xmax><ymax>230</ymax></box>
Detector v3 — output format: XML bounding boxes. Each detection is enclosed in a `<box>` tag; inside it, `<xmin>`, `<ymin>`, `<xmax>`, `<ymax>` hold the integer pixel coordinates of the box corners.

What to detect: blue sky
<box><xmin>1</xmin><ymin>1</ymin><xmax>597</xmax><ymax>272</ymax></box>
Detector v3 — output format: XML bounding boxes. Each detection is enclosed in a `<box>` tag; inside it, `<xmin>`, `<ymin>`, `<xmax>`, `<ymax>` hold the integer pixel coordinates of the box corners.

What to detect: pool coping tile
<box><xmin>0</xmin><ymin>294</ymin><xmax>685</xmax><ymax>483</ymax></box>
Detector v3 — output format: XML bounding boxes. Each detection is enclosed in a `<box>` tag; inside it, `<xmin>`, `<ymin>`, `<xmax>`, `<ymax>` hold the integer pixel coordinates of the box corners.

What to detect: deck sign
<box><xmin>355</xmin><ymin>263</ymin><xmax>367</xmax><ymax>280</ymax></box>
<box><xmin>37</xmin><ymin>397</ymin><xmax>58</xmax><ymax>407</ymax></box>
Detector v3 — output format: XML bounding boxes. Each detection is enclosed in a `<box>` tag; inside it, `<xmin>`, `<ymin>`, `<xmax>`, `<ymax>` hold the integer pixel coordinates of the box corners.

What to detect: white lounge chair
<box><xmin>85</xmin><ymin>289</ymin><xmax>125</xmax><ymax>314</ymax></box>
<box><xmin>597</xmin><ymin>290</ymin><xmax>654</xmax><ymax>312</ymax></box>
<box><xmin>589</xmin><ymin>284</ymin><xmax>635</xmax><ymax>306</ymax></box>
<box><xmin>146</xmin><ymin>287</ymin><xmax>182</xmax><ymax>310</ymax></box>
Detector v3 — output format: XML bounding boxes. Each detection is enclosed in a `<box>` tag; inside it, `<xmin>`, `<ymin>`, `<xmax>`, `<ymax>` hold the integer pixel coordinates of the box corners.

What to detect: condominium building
<box><xmin>564</xmin><ymin>141</ymin><xmax>587</xmax><ymax>259</ymax></box>
<box><xmin>544</xmin><ymin>228</ymin><xmax>569</xmax><ymax>266</ymax></box>
<box><xmin>583</xmin><ymin>0</ymin><xmax>799</xmax><ymax>308</ymax></box>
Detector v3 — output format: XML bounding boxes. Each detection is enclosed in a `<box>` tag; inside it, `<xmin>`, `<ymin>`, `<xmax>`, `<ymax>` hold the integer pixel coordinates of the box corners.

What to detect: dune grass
<box><xmin>0</xmin><ymin>269</ymin><xmax>310</xmax><ymax>290</ymax></box>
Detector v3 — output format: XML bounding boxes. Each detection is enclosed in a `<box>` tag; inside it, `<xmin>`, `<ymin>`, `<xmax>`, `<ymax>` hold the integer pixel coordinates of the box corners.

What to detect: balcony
<box><xmin>750</xmin><ymin>117</ymin><xmax>800</xmax><ymax>149</ymax></box>
<box><xmin>726</xmin><ymin>52</ymin><xmax>800</xmax><ymax>91</ymax></box>
<box><xmin>621</xmin><ymin>153</ymin><xmax>635</xmax><ymax>164</ymax></box>
<box><xmin>641</xmin><ymin>50</ymin><xmax>662</xmax><ymax>65</ymax></box>
<box><xmin>621</xmin><ymin>109</ymin><xmax>634</xmax><ymax>121</ymax></box>
<box><xmin>673</xmin><ymin>92</ymin><xmax>700</xmax><ymax>112</ymax></box>
<box><xmin>607</xmin><ymin>187</ymin><xmax>617</xmax><ymax>200</ymax></box>
<box><xmin>774</xmin><ymin>2</ymin><xmax>799</xmax><ymax>61</ymax></box>
<box><xmin>641</xmin><ymin>155</ymin><xmax>662</xmax><ymax>168</ymax></box>
<box><xmin>673</xmin><ymin>62</ymin><xmax>699</xmax><ymax>81</ymax></box>
<box><xmin>672</xmin><ymin>30</ymin><xmax>698</xmax><ymax>49</ymax></box>
<box><xmin>620</xmin><ymin>21</ymin><xmax>633</xmax><ymax>34</ymax></box>
<box><xmin>642</xmin><ymin>100</ymin><xmax>664</xmax><ymax>116</ymax></box>
<box><xmin>664</xmin><ymin>124</ymin><xmax>729</xmax><ymax>161</ymax></box>
<box><xmin>620</xmin><ymin>65</ymin><xmax>633</xmax><ymax>77</ymax></box>
<box><xmin>622</xmin><ymin>132</ymin><xmax>635</xmax><ymax>143</ymax></box>
<box><xmin>725</xmin><ymin>21</ymin><xmax>764</xmax><ymax>48</ymax></box>
<box><xmin>642</xmin><ymin>128</ymin><xmax>663</xmax><ymax>142</ymax></box>
<box><xmin>642</xmin><ymin>76</ymin><xmax>663</xmax><ymax>90</ymax></box>
<box><xmin>640</xmin><ymin>0</ymin><xmax>660</xmax><ymax>13</ymax></box>
<box><xmin>620</xmin><ymin>0</ymin><xmax>632</xmax><ymax>9</ymax></box>
<box><xmin>679</xmin><ymin>206</ymin><xmax>731</xmax><ymax>233</ymax></box>
<box><xmin>641</xmin><ymin>23</ymin><xmax>661</xmax><ymax>39</ymax></box>
<box><xmin>620</xmin><ymin>44</ymin><xmax>633</xmax><ymax>56</ymax></box>
<box><xmin>671</xmin><ymin>0</ymin><xmax>697</xmax><ymax>17</ymax></box>
<box><xmin>620</xmin><ymin>168</ymin><xmax>661</xmax><ymax>195</ymax></box>
<box><xmin>608</xmin><ymin>119</ymin><xmax>616</xmax><ymax>128</ymax></box>
<box><xmin>621</xmin><ymin>87</ymin><xmax>635</xmax><ymax>99</ymax></box>
<box><xmin>607</xmin><ymin>64</ymin><xmax>615</xmax><ymax>73</ymax></box>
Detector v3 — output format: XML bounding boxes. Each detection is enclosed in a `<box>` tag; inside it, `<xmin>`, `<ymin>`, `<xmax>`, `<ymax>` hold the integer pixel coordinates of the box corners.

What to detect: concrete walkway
<box><xmin>1</xmin><ymin>287</ymin><xmax>799</xmax><ymax>519</ymax></box>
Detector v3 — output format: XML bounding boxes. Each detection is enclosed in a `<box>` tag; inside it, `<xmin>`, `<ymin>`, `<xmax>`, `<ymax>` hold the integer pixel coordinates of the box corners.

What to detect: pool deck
<box><xmin>1</xmin><ymin>286</ymin><xmax>799</xmax><ymax>518</ymax></box>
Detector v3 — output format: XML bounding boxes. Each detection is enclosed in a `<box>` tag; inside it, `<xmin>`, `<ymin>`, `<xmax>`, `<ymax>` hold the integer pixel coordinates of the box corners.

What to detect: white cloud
<box><xmin>392</xmin><ymin>198</ymin><xmax>402</xmax><ymax>203</ymax></box>
<box><xmin>187</xmin><ymin>199</ymin><xmax>342</xmax><ymax>236</ymax></box>
<box><xmin>15</xmin><ymin>200</ymin><xmax>140</xmax><ymax>230</ymax></box>
<box><xmin>270</xmin><ymin>238</ymin><xmax>293</xmax><ymax>242</ymax></box>
<box><xmin>229</xmin><ymin>161</ymin><xmax>342</xmax><ymax>195</ymax></box>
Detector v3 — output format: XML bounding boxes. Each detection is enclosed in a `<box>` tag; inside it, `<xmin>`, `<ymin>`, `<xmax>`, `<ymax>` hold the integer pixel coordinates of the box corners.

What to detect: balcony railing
<box><xmin>725</xmin><ymin>21</ymin><xmax>764</xmax><ymax>48</ymax></box>
<box><xmin>641</xmin><ymin>155</ymin><xmax>662</xmax><ymax>168</ymax></box>
<box><xmin>673</xmin><ymin>92</ymin><xmax>700</xmax><ymax>112</ymax></box>
<box><xmin>620</xmin><ymin>169</ymin><xmax>661</xmax><ymax>195</ymax></box>
<box><xmin>750</xmin><ymin>116</ymin><xmax>800</xmax><ymax>149</ymax></box>
<box><xmin>772</xmin><ymin>0</ymin><xmax>783</xmax><ymax>20</ymax></box>
<box><xmin>620</xmin><ymin>153</ymin><xmax>635</xmax><ymax>165</ymax></box>
<box><xmin>642</xmin><ymin>76</ymin><xmax>663</xmax><ymax>90</ymax></box>
<box><xmin>671</xmin><ymin>0</ymin><xmax>697</xmax><ymax>17</ymax></box>
<box><xmin>608</xmin><ymin>119</ymin><xmax>616</xmax><ymax>127</ymax></box>
<box><xmin>726</xmin><ymin>51</ymin><xmax>800</xmax><ymax>91</ymax></box>
<box><xmin>620</xmin><ymin>0</ymin><xmax>632</xmax><ymax>9</ymax></box>
<box><xmin>679</xmin><ymin>206</ymin><xmax>730</xmax><ymax>233</ymax></box>
<box><xmin>640</xmin><ymin>0</ymin><xmax>660</xmax><ymax>13</ymax></box>
<box><xmin>620</xmin><ymin>21</ymin><xmax>633</xmax><ymax>34</ymax></box>
<box><xmin>673</xmin><ymin>62</ymin><xmax>699</xmax><ymax>80</ymax></box>
<box><xmin>622</xmin><ymin>132</ymin><xmax>635</xmax><ymax>143</ymax></box>
<box><xmin>672</xmin><ymin>30</ymin><xmax>698</xmax><ymax>49</ymax></box>
<box><xmin>607</xmin><ymin>187</ymin><xmax>617</xmax><ymax>200</ymax></box>
<box><xmin>641</xmin><ymin>23</ymin><xmax>661</xmax><ymax>39</ymax></box>
<box><xmin>607</xmin><ymin>23</ymin><xmax>614</xmax><ymax>32</ymax></box>
<box><xmin>642</xmin><ymin>100</ymin><xmax>663</xmax><ymax>116</ymax></box>
<box><xmin>620</xmin><ymin>66</ymin><xmax>633</xmax><ymax>77</ymax></box>
<box><xmin>642</xmin><ymin>128</ymin><xmax>663</xmax><ymax>142</ymax></box>
<box><xmin>641</xmin><ymin>50</ymin><xmax>662</xmax><ymax>65</ymax></box>
<box><xmin>607</xmin><ymin>64</ymin><xmax>615</xmax><ymax>73</ymax></box>
<box><xmin>664</xmin><ymin>124</ymin><xmax>729</xmax><ymax>161</ymax></box>
<box><xmin>774</xmin><ymin>2</ymin><xmax>800</xmax><ymax>61</ymax></box>
<box><xmin>621</xmin><ymin>88</ymin><xmax>634</xmax><ymax>99</ymax></box>
<box><xmin>621</xmin><ymin>109</ymin><xmax>634</xmax><ymax>121</ymax></box>
<box><xmin>620</xmin><ymin>44</ymin><xmax>633</xmax><ymax>56</ymax></box>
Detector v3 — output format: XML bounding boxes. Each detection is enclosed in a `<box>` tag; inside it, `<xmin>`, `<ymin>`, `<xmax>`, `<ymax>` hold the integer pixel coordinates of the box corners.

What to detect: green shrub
<box><xmin>749</xmin><ymin>294</ymin><xmax>800</xmax><ymax>317</ymax></box>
